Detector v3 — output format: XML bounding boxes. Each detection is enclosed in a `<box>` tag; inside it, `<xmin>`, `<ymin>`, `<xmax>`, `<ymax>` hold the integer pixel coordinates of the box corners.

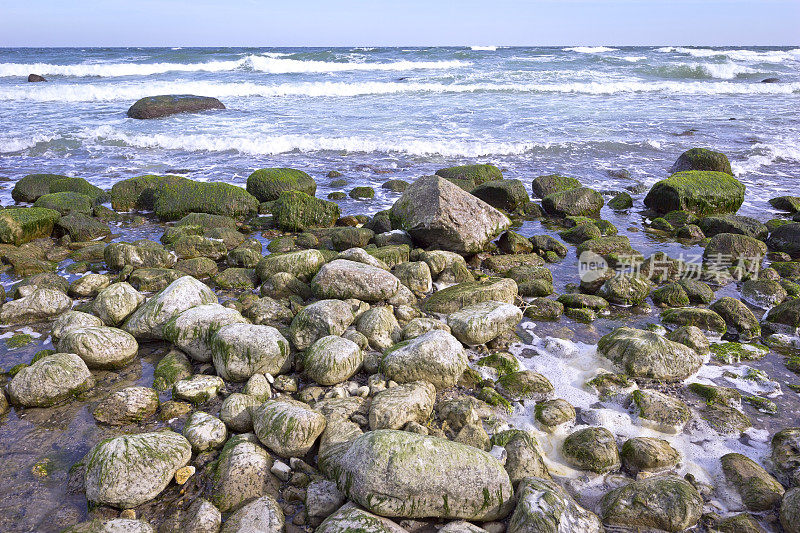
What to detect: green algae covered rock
<box><xmin>0</xmin><ymin>207</ymin><xmax>60</xmax><ymax>245</ymax></box>
<box><xmin>597</xmin><ymin>326</ymin><xmax>703</xmax><ymax>381</ymax></box>
<box><xmin>721</xmin><ymin>452</ymin><xmax>784</xmax><ymax>512</ymax></box>
<box><xmin>12</xmin><ymin>174</ymin><xmax>106</xmax><ymax>203</ymax></box>
<box><xmin>436</xmin><ymin>163</ymin><xmax>502</xmax><ymax>187</ymax></box>
<box><xmin>423</xmin><ymin>277</ymin><xmax>517</xmax><ymax>314</ymax></box>
<box><xmin>252</xmin><ymin>399</ymin><xmax>327</xmax><ymax>458</ymax></box>
<box><xmin>246</xmin><ymin>167</ymin><xmax>316</xmax><ymax>202</ymax></box>
<box><xmin>272</xmin><ymin>190</ymin><xmax>340</xmax><ymax>231</ymax></box>
<box><xmin>163</xmin><ymin>303</ymin><xmax>247</xmax><ymax>362</ymax></box>
<box><xmin>599</xmin><ymin>475</ymin><xmax>703</xmax><ymax>532</ymax></box>
<box><xmin>561</xmin><ymin>427</ymin><xmax>620</xmax><ymax>473</ymax></box>
<box><xmin>531</xmin><ymin>174</ymin><xmax>581</xmax><ymax>199</ymax></box>
<box><xmin>33</xmin><ymin>191</ymin><xmax>93</xmax><ymax>215</ymax></box>
<box><xmin>110</xmin><ymin>174</ymin><xmax>188</xmax><ymax>211</ymax></box>
<box><xmin>670</xmin><ymin>147</ymin><xmax>733</xmax><ymax>175</ymax></box>
<box><xmin>334</xmin><ymin>429</ymin><xmax>513</xmax><ymax>520</ymax></box>
<box><xmin>304</xmin><ymin>335</ymin><xmax>363</xmax><ymax>386</ymax></box>
<box><xmin>471</xmin><ymin>179</ymin><xmax>529</xmax><ymax>212</ymax></box>
<box><xmin>7</xmin><ymin>353</ymin><xmax>93</xmax><ymax>407</ymax></box>
<box><xmin>542</xmin><ymin>187</ymin><xmax>603</xmax><ymax>218</ymax></box>
<box><xmin>153</xmin><ymin>179</ymin><xmax>258</xmax><ymax>220</ymax></box>
<box><xmin>211</xmin><ymin>323</ymin><xmax>290</xmax><ymax>381</ymax></box>
<box><xmin>644</xmin><ymin>171</ymin><xmax>745</xmax><ymax>216</ymax></box>
<box><xmin>508</xmin><ymin>477</ymin><xmax>602</xmax><ymax>533</ymax></box>
<box><xmin>84</xmin><ymin>430</ymin><xmax>192</xmax><ymax>508</ymax></box>
<box><xmin>382</xmin><ymin>330</ymin><xmax>467</xmax><ymax>389</ymax></box>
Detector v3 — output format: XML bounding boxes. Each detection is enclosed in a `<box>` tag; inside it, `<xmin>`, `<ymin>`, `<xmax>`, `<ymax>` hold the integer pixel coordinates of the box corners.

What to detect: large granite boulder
<box><xmin>382</xmin><ymin>330</ymin><xmax>468</xmax><ymax>389</ymax></box>
<box><xmin>127</xmin><ymin>95</ymin><xmax>225</xmax><ymax>119</ymax></box>
<box><xmin>57</xmin><ymin>326</ymin><xmax>139</xmax><ymax>369</ymax></box>
<box><xmin>311</xmin><ymin>259</ymin><xmax>401</xmax><ymax>302</ymax></box>
<box><xmin>644</xmin><ymin>171</ymin><xmax>745</xmax><ymax>216</ymax></box>
<box><xmin>84</xmin><ymin>431</ymin><xmax>192</xmax><ymax>508</ymax></box>
<box><xmin>597</xmin><ymin>327</ymin><xmax>703</xmax><ymax>381</ymax></box>
<box><xmin>211</xmin><ymin>323</ymin><xmax>291</xmax><ymax>381</ymax></box>
<box><xmin>333</xmin><ymin>429</ymin><xmax>513</xmax><ymax>520</ymax></box>
<box><xmin>7</xmin><ymin>353</ymin><xmax>93</xmax><ymax>407</ymax></box>
<box><xmin>508</xmin><ymin>477</ymin><xmax>603</xmax><ymax>533</ymax></box>
<box><xmin>0</xmin><ymin>287</ymin><xmax>72</xmax><ymax>324</ymax></box>
<box><xmin>163</xmin><ymin>303</ymin><xmax>247</xmax><ymax>362</ymax></box>
<box><xmin>252</xmin><ymin>399</ymin><xmax>326</xmax><ymax>458</ymax></box>
<box><xmin>289</xmin><ymin>299</ymin><xmax>355</xmax><ymax>350</ymax></box>
<box><xmin>389</xmin><ymin>175</ymin><xmax>510</xmax><ymax>254</ymax></box>
<box><xmin>123</xmin><ymin>276</ymin><xmax>217</xmax><ymax>340</ymax></box>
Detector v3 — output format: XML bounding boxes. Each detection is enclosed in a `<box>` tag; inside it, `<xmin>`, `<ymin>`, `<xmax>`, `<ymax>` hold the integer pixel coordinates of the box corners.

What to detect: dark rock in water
<box><xmin>769</xmin><ymin>196</ymin><xmax>800</xmax><ymax>213</ymax></box>
<box><xmin>761</xmin><ymin>77</ymin><xmax>779</xmax><ymax>83</ymax></box>
<box><xmin>669</xmin><ymin>147</ymin><xmax>733</xmax><ymax>175</ymax></box>
<box><xmin>127</xmin><ymin>94</ymin><xmax>225</xmax><ymax>119</ymax></box>
<box><xmin>55</xmin><ymin>213</ymin><xmax>112</xmax><ymax>242</ymax></box>
<box><xmin>471</xmin><ymin>179</ymin><xmax>529</xmax><ymax>212</ymax></box>
<box><xmin>153</xmin><ymin>179</ymin><xmax>258</xmax><ymax>220</ymax></box>
<box><xmin>0</xmin><ymin>207</ymin><xmax>60</xmax><ymax>245</ymax></box>
<box><xmin>12</xmin><ymin>174</ymin><xmax>107</xmax><ymax>203</ymax></box>
<box><xmin>531</xmin><ymin>174</ymin><xmax>581</xmax><ymax>199</ymax></box>
<box><xmin>273</xmin><ymin>191</ymin><xmax>340</xmax><ymax>231</ymax></box>
<box><xmin>698</xmin><ymin>215</ymin><xmax>768</xmax><ymax>240</ymax></box>
<box><xmin>27</xmin><ymin>74</ymin><xmax>46</xmax><ymax>82</ymax></box>
<box><xmin>542</xmin><ymin>187</ymin><xmax>603</xmax><ymax>217</ymax></box>
<box><xmin>767</xmin><ymin>223</ymin><xmax>800</xmax><ymax>256</ymax></box>
<box><xmin>390</xmin><ymin>175</ymin><xmax>510</xmax><ymax>254</ymax></box>
<box><xmin>246</xmin><ymin>168</ymin><xmax>316</xmax><ymax>202</ymax></box>
<box><xmin>644</xmin><ymin>171</ymin><xmax>745</xmax><ymax>216</ymax></box>
<box><xmin>110</xmin><ymin>174</ymin><xmax>187</xmax><ymax>211</ymax></box>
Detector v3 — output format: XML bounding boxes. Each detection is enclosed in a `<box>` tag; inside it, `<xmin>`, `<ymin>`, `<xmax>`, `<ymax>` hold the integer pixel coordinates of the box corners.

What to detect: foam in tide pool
<box><xmin>504</xmin><ymin>321</ymin><xmax>772</xmax><ymax>514</ymax></box>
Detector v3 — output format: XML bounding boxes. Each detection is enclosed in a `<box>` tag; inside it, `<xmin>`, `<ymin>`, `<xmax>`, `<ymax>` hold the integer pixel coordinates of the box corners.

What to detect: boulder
<box><xmin>183</xmin><ymin>411</ymin><xmax>227</xmax><ymax>452</ymax></box>
<box><xmin>670</xmin><ymin>147</ymin><xmax>733</xmax><ymax>175</ymax></box>
<box><xmin>92</xmin><ymin>282</ymin><xmax>145</xmax><ymax>325</ymax></box>
<box><xmin>771</xmin><ymin>428</ymin><xmax>800</xmax><ymax>487</ymax></box>
<box><xmin>252</xmin><ymin>399</ymin><xmax>327</xmax><ymax>458</ymax></box>
<box><xmin>272</xmin><ymin>190</ymin><xmax>340</xmax><ymax>231</ymax></box>
<box><xmin>447</xmin><ymin>301</ymin><xmax>521</xmax><ymax>345</ymax></box>
<box><xmin>710</xmin><ymin>297</ymin><xmax>761</xmax><ymax>339</ymax></box>
<box><xmin>0</xmin><ymin>287</ymin><xmax>71</xmax><ymax>324</ymax></box>
<box><xmin>597</xmin><ymin>327</ymin><xmax>703</xmax><ymax>381</ymax></box>
<box><xmin>704</xmin><ymin>233</ymin><xmax>767</xmax><ymax>265</ymax></box>
<box><xmin>471</xmin><ymin>179</ymin><xmax>530</xmax><ymax>212</ymax></box>
<box><xmin>256</xmin><ymin>248</ymin><xmax>325</xmax><ymax>282</ymax></box>
<box><xmin>508</xmin><ymin>477</ymin><xmax>602</xmax><ymax>533</ymax></box>
<box><xmin>382</xmin><ymin>330</ymin><xmax>468</xmax><ymax>389</ymax></box>
<box><xmin>767</xmin><ymin>223</ymin><xmax>800</xmax><ymax>257</ymax></box>
<box><xmin>561</xmin><ymin>427</ymin><xmax>620</xmax><ymax>473</ymax></box>
<box><xmin>289</xmin><ymin>299</ymin><xmax>355</xmax><ymax>350</ymax></box>
<box><xmin>211</xmin><ymin>323</ymin><xmax>290</xmax><ymax>381</ymax></box>
<box><xmin>389</xmin><ymin>175</ymin><xmax>510</xmax><ymax>254</ymax></box>
<box><xmin>28</xmin><ymin>73</ymin><xmax>46</xmax><ymax>82</ymax></box>
<box><xmin>631</xmin><ymin>389</ymin><xmax>691</xmax><ymax>433</ymax></box>
<box><xmin>123</xmin><ymin>276</ymin><xmax>217</xmax><ymax>340</ymax></box>
<box><xmin>335</xmin><ymin>429</ymin><xmax>513</xmax><ymax>520</ymax></box>
<box><xmin>620</xmin><ymin>437</ymin><xmax>681</xmax><ymax>475</ymax></box>
<box><xmin>12</xmin><ymin>174</ymin><xmax>106</xmax><ymax>203</ymax></box>
<box><xmin>698</xmin><ymin>215</ymin><xmax>768</xmax><ymax>240</ymax></box>
<box><xmin>84</xmin><ymin>431</ymin><xmax>192</xmax><ymax>508</ymax></box>
<box><xmin>51</xmin><ymin>310</ymin><xmax>104</xmax><ymax>339</ymax></box>
<box><xmin>311</xmin><ymin>259</ymin><xmax>401</xmax><ymax>302</ymax></box>
<box><xmin>0</xmin><ymin>207</ymin><xmax>60</xmax><ymax>245</ymax></box>
<box><xmin>369</xmin><ymin>380</ymin><xmax>436</xmax><ymax>430</ymax></box>
<box><xmin>246</xmin><ymin>168</ymin><xmax>316</xmax><ymax>202</ymax></box>
<box><xmin>531</xmin><ymin>174</ymin><xmax>581</xmax><ymax>198</ymax></box>
<box><xmin>661</xmin><ymin>307</ymin><xmax>727</xmax><ymax>336</ymax></box>
<box><xmin>220</xmin><ymin>495</ymin><xmax>284</xmax><ymax>533</ymax></box>
<box><xmin>721</xmin><ymin>452</ymin><xmax>784</xmax><ymax>511</ymax></box>
<box><xmin>597</xmin><ymin>274</ymin><xmax>653</xmax><ymax>306</ymax></box>
<box><xmin>104</xmin><ymin>241</ymin><xmax>176</xmax><ymax>270</ymax></box>
<box><xmin>211</xmin><ymin>435</ymin><xmax>275</xmax><ymax>513</ymax></box>
<box><xmin>304</xmin><ymin>335</ymin><xmax>363</xmax><ymax>385</ymax></box>
<box><xmin>423</xmin><ymin>278</ymin><xmax>517</xmax><ymax>314</ymax></box>
<box><xmin>356</xmin><ymin>306</ymin><xmax>402</xmax><ymax>351</ymax></box>
<box><xmin>153</xmin><ymin>180</ymin><xmax>258</xmax><ymax>220</ymax></box>
<box><xmin>763</xmin><ymin>298</ymin><xmax>800</xmax><ymax>336</ymax></box>
<box><xmin>782</xmin><ymin>488</ymin><xmax>800</xmax><ymax>533</ymax></box>
<box><xmin>163</xmin><ymin>303</ymin><xmax>247</xmax><ymax>362</ymax></box>
<box><xmin>542</xmin><ymin>187</ymin><xmax>603</xmax><ymax>217</ymax></box>
<box><xmin>599</xmin><ymin>475</ymin><xmax>703</xmax><ymax>532</ymax></box>
<box><xmin>7</xmin><ymin>353</ymin><xmax>93</xmax><ymax>407</ymax></box>
<box><xmin>57</xmin><ymin>326</ymin><xmax>138</xmax><ymax>369</ymax></box>
<box><xmin>127</xmin><ymin>95</ymin><xmax>225</xmax><ymax>119</ymax></box>
<box><xmin>34</xmin><ymin>191</ymin><xmax>93</xmax><ymax>215</ymax></box>
<box><xmin>436</xmin><ymin>164</ymin><xmax>502</xmax><ymax>188</ymax></box>
<box><xmin>316</xmin><ymin>502</ymin><xmax>406</xmax><ymax>533</ymax></box>
<box><xmin>110</xmin><ymin>174</ymin><xmax>187</xmax><ymax>212</ymax></box>
<box><xmin>644</xmin><ymin>171</ymin><xmax>745</xmax><ymax>216</ymax></box>
<box><xmin>93</xmin><ymin>387</ymin><xmax>159</xmax><ymax>426</ymax></box>
<box><xmin>152</xmin><ymin>349</ymin><xmax>192</xmax><ymax>391</ymax></box>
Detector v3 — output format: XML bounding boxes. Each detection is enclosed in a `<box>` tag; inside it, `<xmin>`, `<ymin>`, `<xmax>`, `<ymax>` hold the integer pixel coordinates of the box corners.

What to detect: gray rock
<box><xmin>84</xmin><ymin>431</ymin><xmax>191</xmax><ymax>508</ymax></box>
<box><xmin>252</xmin><ymin>399</ymin><xmax>327</xmax><ymax>458</ymax></box>
<box><xmin>389</xmin><ymin>175</ymin><xmax>511</xmax><ymax>254</ymax></box>
<box><xmin>447</xmin><ymin>301</ymin><xmax>522</xmax><ymax>345</ymax></box>
<box><xmin>104</xmin><ymin>241</ymin><xmax>176</xmax><ymax>270</ymax></box>
<box><xmin>93</xmin><ymin>386</ymin><xmax>159</xmax><ymax>425</ymax></box>
<box><xmin>211</xmin><ymin>323</ymin><xmax>290</xmax><ymax>381</ymax></box>
<box><xmin>782</xmin><ymin>488</ymin><xmax>800</xmax><ymax>533</ymax></box>
<box><xmin>620</xmin><ymin>437</ymin><xmax>680</xmax><ymax>475</ymax></box>
<box><xmin>256</xmin><ymin>248</ymin><xmax>326</xmax><ymax>282</ymax></box>
<box><xmin>562</xmin><ymin>427</ymin><xmax>620</xmax><ymax>473</ymax></box>
<box><xmin>57</xmin><ymin>326</ymin><xmax>139</xmax><ymax>369</ymax></box>
<box><xmin>8</xmin><ymin>353</ymin><xmax>93</xmax><ymax>407</ymax></box>
<box><xmin>311</xmin><ymin>259</ymin><xmax>401</xmax><ymax>302</ymax></box>
<box><xmin>212</xmin><ymin>434</ymin><xmax>274</xmax><ymax>513</ymax></box>
<box><xmin>721</xmin><ymin>452</ymin><xmax>784</xmax><ymax>511</ymax></box>
<box><xmin>393</xmin><ymin>261</ymin><xmax>432</xmax><ymax>296</ymax></box>
<box><xmin>220</xmin><ymin>393</ymin><xmax>262</xmax><ymax>432</ymax></box>
<box><xmin>771</xmin><ymin>428</ymin><xmax>800</xmax><ymax>487</ymax></box>
<box><xmin>597</xmin><ymin>327</ymin><xmax>703</xmax><ymax>381</ymax></box>
<box><xmin>92</xmin><ymin>282</ymin><xmax>146</xmax><ymax>326</ymax></box>
<box><xmin>181</xmin><ymin>498</ymin><xmax>222</xmax><ymax>533</ymax></box>
<box><xmin>289</xmin><ymin>299</ymin><xmax>355</xmax><ymax>350</ymax></box>
<box><xmin>357</xmin><ymin>306</ymin><xmax>402</xmax><ymax>351</ymax></box>
<box><xmin>123</xmin><ymin>276</ymin><xmax>217</xmax><ymax>340</ymax></box>
<box><xmin>51</xmin><ymin>310</ymin><xmax>103</xmax><ymax>340</ymax></box>
<box><xmin>369</xmin><ymin>380</ymin><xmax>436</xmax><ymax>430</ymax></box>
<box><xmin>316</xmin><ymin>502</ymin><xmax>407</xmax><ymax>533</ymax></box>
<box><xmin>0</xmin><ymin>287</ymin><xmax>72</xmax><ymax>324</ymax></box>
<box><xmin>304</xmin><ymin>335</ymin><xmax>363</xmax><ymax>386</ymax></box>
<box><xmin>219</xmin><ymin>495</ymin><xmax>284</xmax><ymax>533</ymax></box>
<box><xmin>306</xmin><ymin>480</ymin><xmax>346</xmax><ymax>527</ymax></box>
<box><xmin>163</xmin><ymin>303</ymin><xmax>247</xmax><ymax>362</ymax></box>
<box><xmin>503</xmin><ymin>434</ymin><xmax>550</xmax><ymax>485</ymax></box>
<box><xmin>631</xmin><ymin>389</ymin><xmax>692</xmax><ymax>434</ymax></box>
<box><xmin>69</xmin><ymin>273</ymin><xmax>112</xmax><ymax>297</ymax></box>
<box><xmin>508</xmin><ymin>477</ymin><xmax>602</xmax><ymax>533</ymax></box>
<box><xmin>401</xmin><ymin>317</ymin><xmax>450</xmax><ymax>340</ymax></box>
<box><xmin>183</xmin><ymin>411</ymin><xmax>227</xmax><ymax>452</ymax></box>
<box><xmin>172</xmin><ymin>375</ymin><xmax>225</xmax><ymax>403</ymax></box>
<box><xmin>382</xmin><ymin>330</ymin><xmax>468</xmax><ymax>389</ymax></box>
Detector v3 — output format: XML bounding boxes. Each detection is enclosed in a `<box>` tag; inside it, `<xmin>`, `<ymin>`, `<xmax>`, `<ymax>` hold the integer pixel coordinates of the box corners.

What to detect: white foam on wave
<box><xmin>471</xmin><ymin>45</ymin><xmax>498</xmax><ymax>51</ymax></box>
<box><xmin>563</xmin><ymin>46</ymin><xmax>619</xmax><ymax>54</ymax></box>
<box><xmin>81</xmin><ymin>125</ymin><xmax>541</xmax><ymax>157</ymax></box>
<box><xmin>0</xmin><ymin>133</ymin><xmax>55</xmax><ymax>153</ymax></box>
<box><xmin>4</xmin><ymin>79</ymin><xmax>799</xmax><ymax>103</ymax></box>
<box><xmin>732</xmin><ymin>139</ymin><xmax>800</xmax><ymax>176</ymax></box>
<box><xmin>658</xmin><ymin>46</ymin><xmax>800</xmax><ymax>63</ymax></box>
<box><xmin>0</xmin><ymin>55</ymin><xmax>469</xmax><ymax>77</ymax></box>
<box><xmin>698</xmin><ymin>62</ymin><xmax>758</xmax><ymax>79</ymax></box>
<box><xmin>508</xmin><ymin>322</ymin><xmax>772</xmax><ymax>513</ymax></box>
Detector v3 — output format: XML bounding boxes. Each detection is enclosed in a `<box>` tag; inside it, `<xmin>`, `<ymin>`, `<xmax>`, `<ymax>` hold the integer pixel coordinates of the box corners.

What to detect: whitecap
<box><xmin>563</xmin><ymin>46</ymin><xmax>619</xmax><ymax>53</ymax></box>
<box><xmin>470</xmin><ymin>45</ymin><xmax>498</xmax><ymax>51</ymax></box>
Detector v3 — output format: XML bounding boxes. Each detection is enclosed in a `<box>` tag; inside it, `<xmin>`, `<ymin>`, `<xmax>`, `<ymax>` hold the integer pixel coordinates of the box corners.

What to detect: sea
<box><xmin>0</xmin><ymin>45</ymin><xmax>799</xmax><ymax>217</ymax></box>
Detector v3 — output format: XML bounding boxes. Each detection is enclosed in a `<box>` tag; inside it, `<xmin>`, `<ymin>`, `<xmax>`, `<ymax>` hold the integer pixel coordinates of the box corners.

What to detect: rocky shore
<box><xmin>1</xmin><ymin>149</ymin><xmax>799</xmax><ymax>532</ymax></box>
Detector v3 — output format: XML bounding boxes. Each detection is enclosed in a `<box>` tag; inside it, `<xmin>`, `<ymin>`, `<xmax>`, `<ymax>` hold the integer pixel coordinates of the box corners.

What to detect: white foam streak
<box><xmin>0</xmin><ymin>55</ymin><xmax>469</xmax><ymax>77</ymax></box>
<box><xmin>0</xmin><ymin>133</ymin><xmax>55</xmax><ymax>153</ymax></box>
<box><xmin>4</xmin><ymin>79</ymin><xmax>799</xmax><ymax>103</ymax></box>
<box><xmin>470</xmin><ymin>46</ymin><xmax>498</xmax><ymax>51</ymax></box>
<box><xmin>658</xmin><ymin>46</ymin><xmax>800</xmax><ymax>63</ymax></box>
<box><xmin>563</xmin><ymin>46</ymin><xmax>619</xmax><ymax>53</ymax></box>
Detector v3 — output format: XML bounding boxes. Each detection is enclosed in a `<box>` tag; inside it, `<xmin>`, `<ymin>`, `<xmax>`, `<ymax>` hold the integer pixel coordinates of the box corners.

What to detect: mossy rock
<box><xmin>476</xmin><ymin>351</ymin><xmax>519</xmax><ymax>376</ymax></box>
<box><xmin>350</xmin><ymin>186</ymin><xmax>376</xmax><ymax>200</ymax></box>
<box><xmin>608</xmin><ymin>192</ymin><xmax>633</xmax><ymax>210</ymax></box>
<box><xmin>0</xmin><ymin>207</ymin><xmax>60</xmax><ymax>245</ymax></box>
<box><xmin>562</xmin><ymin>427</ymin><xmax>620</xmax><ymax>473</ymax></box>
<box><xmin>273</xmin><ymin>191</ymin><xmax>340</xmax><ymax>232</ymax></box>
<box><xmin>328</xmin><ymin>191</ymin><xmax>346</xmax><ymax>200</ymax></box>
<box><xmin>33</xmin><ymin>191</ymin><xmax>93</xmax><ymax>215</ymax></box>
<box><xmin>110</xmin><ymin>174</ymin><xmax>188</xmax><ymax>211</ymax></box>
<box><xmin>710</xmin><ymin>342</ymin><xmax>769</xmax><ymax>364</ymax></box>
<box><xmin>435</xmin><ymin>164</ymin><xmax>502</xmax><ymax>186</ymax></box>
<box><xmin>661</xmin><ymin>307</ymin><xmax>727</xmax><ymax>336</ymax></box>
<box><xmin>542</xmin><ymin>187</ymin><xmax>603</xmax><ymax>218</ymax></box>
<box><xmin>769</xmin><ymin>196</ymin><xmax>800</xmax><ymax>213</ymax></box>
<box><xmin>12</xmin><ymin>174</ymin><xmax>68</xmax><ymax>202</ymax></box>
<box><xmin>422</xmin><ymin>277</ymin><xmax>517</xmax><ymax>314</ymax></box>
<box><xmin>531</xmin><ymin>174</ymin><xmax>581</xmax><ymax>198</ymax></box>
<box><xmin>670</xmin><ymin>147</ymin><xmax>733</xmax><ymax>175</ymax></box>
<box><xmin>246</xmin><ymin>168</ymin><xmax>316</xmax><ymax>202</ymax></box>
<box><xmin>153</xmin><ymin>180</ymin><xmax>258</xmax><ymax>220</ymax></box>
<box><xmin>644</xmin><ymin>170</ymin><xmax>745</xmax><ymax>216</ymax></box>
<box><xmin>56</xmin><ymin>213</ymin><xmax>112</xmax><ymax>242</ymax></box>
<box><xmin>367</xmin><ymin>245</ymin><xmax>410</xmax><ymax>267</ymax></box>
<box><xmin>471</xmin><ymin>179</ymin><xmax>529</xmax><ymax>212</ymax></box>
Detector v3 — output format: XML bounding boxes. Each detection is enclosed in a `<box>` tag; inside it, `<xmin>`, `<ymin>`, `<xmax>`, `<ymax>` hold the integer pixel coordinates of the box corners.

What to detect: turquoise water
<box><xmin>1</xmin><ymin>46</ymin><xmax>799</xmax><ymax>216</ymax></box>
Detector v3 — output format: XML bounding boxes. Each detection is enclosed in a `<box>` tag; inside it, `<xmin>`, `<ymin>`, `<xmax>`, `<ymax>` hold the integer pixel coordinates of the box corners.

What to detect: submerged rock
<box><xmin>84</xmin><ymin>431</ymin><xmax>192</xmax><ymax>508</ymax></box>
<box><xmin>127</xmin><ymin>94</ymin><xmax>225</xmax><ymax>119</ymax></box>
<box><xmin>390</xmin><ymin>175</ymin><xmax>510</xmax><ymax>254</ymax></box>
<box><xmin>334</xmin><ymin>429</ymin><xmax>513</xmax><ymax>520</ymax></box>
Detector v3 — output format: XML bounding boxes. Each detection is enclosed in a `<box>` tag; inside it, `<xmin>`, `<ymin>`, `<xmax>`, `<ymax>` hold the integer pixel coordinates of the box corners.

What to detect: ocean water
<box><xmin>1</xmin><ymin>46</ymin><xmax>799</xmax><ymax>216</ymax></box>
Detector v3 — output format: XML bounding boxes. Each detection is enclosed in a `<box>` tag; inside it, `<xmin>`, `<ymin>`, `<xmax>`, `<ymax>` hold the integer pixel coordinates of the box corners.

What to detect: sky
<box><xmin>0</xmin><ymin>0</ymin><xmax>798</xmax><ymax>47</ymax></box>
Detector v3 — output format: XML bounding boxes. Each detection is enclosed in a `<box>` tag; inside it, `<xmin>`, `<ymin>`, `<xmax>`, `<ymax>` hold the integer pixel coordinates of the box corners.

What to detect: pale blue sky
<box><xmin>1</xmin><ymin>0</ymin><xmax>798</xmax><ymax>47</ymax></box>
